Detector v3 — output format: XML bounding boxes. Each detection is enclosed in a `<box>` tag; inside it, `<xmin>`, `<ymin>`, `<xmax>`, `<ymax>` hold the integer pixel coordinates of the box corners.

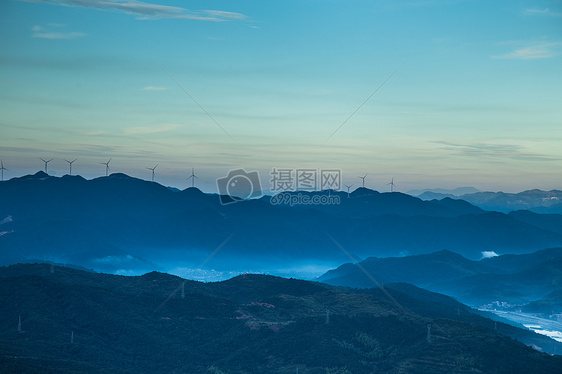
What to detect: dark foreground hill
<box><xmin>1</xmin><ymin>264</ymin><xmax>562</xmax><ymax>373</ymax></box>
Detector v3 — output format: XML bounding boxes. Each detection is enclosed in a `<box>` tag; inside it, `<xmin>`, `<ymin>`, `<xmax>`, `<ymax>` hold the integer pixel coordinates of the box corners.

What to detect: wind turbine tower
<box><xmin>387</xmin><ymin>177</ymin><xmax>396</xmax><ymax>192</ymax></box>
<box><xmin>17</xmin><ymin>315</ymin><xmax>21</xmax><ymax>333</ymax></box>
<box><xmin>358</xmin><ymin>174</ymin><xmax>367</xmax><ymax>188</ymax></box>
<box><xmin>147</xmin><ymin>164</ymin><xmax>158</xmax><ymax>182</ymax></box>
<box><xmin>325</xmin><ymin>309</ymin><xmax>330</xmax><ymax>325</ymax></box>
<box><xmin>64</xmin><ymin>159</ymin><xmax>77</xmax><ymax>176</ymax></box>
<box><xmin>344</xmin><ymin>184</ymin><xmax>353</xmax><ymax>198</ymax></box>
<box><xmin>40</xmin><ymin>158</ymin><xmax>53</xmax><ymax>174</ymax></box>
<box><xmin>427</xmin><ymin>324</ymin><xmax>432</xmax><ymax>343</ymax></box>
<box><xmin>187</xmin><ymin>168</ymin><xmax>198</xmax><ymax>188</ymax></box>
<box><xmin>101</xmin><ymin>158</ymin><xmax>112</xmax><ymax>177</ymax></box>
<box><xmin>0</xmin><ymin>160</ymin><xmax>8</xmax><ymax>181</ymax></box>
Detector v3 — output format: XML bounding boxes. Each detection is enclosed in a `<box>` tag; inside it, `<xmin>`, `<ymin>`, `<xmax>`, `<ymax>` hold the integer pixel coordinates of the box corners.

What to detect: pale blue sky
<box><xmin>1</xmin><ymin>0</ymin><xmax>561</xmax><ymax>192</ymax></box>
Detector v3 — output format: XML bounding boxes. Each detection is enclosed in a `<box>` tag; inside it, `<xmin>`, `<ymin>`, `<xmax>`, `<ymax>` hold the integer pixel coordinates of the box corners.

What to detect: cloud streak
<box><xmin>142</xmin><ymin>86</ymin><xmax>168</xmax><ymax>91</ymax></box>
<box><xmin>523</xmin><ymin>8</ymin><xmax>562</xmax><ymax>17</ymax></box>
<box><xmin>492</xmin><ymin>43</ymin><xmax>561</xmax><ymax>60</ymax></box>
<box><xmin>31</xmin><ymin>24</ymin><xmax>84</xmax><ymax>39</ymax></box>
<box><xmin>33</xmin><ymin>31</ymin><xmax>85</xmax><ymax>39</ymax></box>
<box><xmin>20</xmin><ymin>0</ymin><xmax>247</xmax><ymax>22</ymax></box>
<box><xmin>123</xmin><ymin>123</ymin><xmax>181</xmax><ymax>135</ymax></box>
<box><xmin>433</xmin><ymin>141</ymin><xmax>562</xmax><ymax>162</ymax></box>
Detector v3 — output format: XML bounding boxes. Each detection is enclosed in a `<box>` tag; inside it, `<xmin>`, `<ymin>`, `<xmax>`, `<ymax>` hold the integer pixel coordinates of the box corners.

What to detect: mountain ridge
<box><xmin>3</xmin><ymin>172</ymin><xmax>562</xmax><ymax>276</ymax></box>
<box><xmin>1</xmin><ymin>263</ymin><xmax>561</xmax><ymax>373</ymax></box>
<box><xmin>319</xmin><ymin>247</ymin><xmax>562</xmax><ymax>307</ymax></box>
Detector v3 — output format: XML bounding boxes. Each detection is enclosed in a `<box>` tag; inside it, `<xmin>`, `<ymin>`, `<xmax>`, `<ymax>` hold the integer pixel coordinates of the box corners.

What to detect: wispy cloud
<box><xmin>203</xmin><ymin>10</ymin><xmax>246</xmax><ymax>21</ymax></box>
<box><xmin>492</xmin><ymin>42</ymin><xmax>561</xmax><ymax>60</ymax></box>
<box><xmin>523</xmin><ymin>8</ymin><xmax>562</xmax><ymax>17</ymax></box>
<box><xmin>33</xmin><ymin>31</ymin><xmax>85</xmax><ymax>39</ymax></box>
<box><xmin>84</xmin><ymin>130</ymin><xmax>108</xmax><ymax>136</ymax></box>
<box><xmin>142</xmin><ymin>86</ymin><xmax>168</xmax><ymax>91</ymax></box>
<box><xmin>31</xmin><ymin>24</ymin><xmax>84</xmax><ymax>39</ymax></box>
<box><xmin>434</xmin><ymin>141</ymin><xmax>561</xmax><ymax>161</ymax></box>
<box><xmin>20</xmin><ymin>0</ymin><xmax>247</xmax><ymax>22</ymax></box>
<box><xmin>123</xmin><ymin>123</ymin><xmax>181</xmax><ymax>135</ymax></box>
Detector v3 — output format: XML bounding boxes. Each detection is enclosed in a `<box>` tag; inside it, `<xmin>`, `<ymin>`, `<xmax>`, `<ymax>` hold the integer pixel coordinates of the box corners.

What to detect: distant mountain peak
<box><xmin>181</xmin><ymin>187</ymin><xmax>204</xmax><ymax>195</ymax></box>
<box><xmin>31</xmin><ymin>171</ymin><xmax>49</xmax><ymax>179</ymax></box>
<box><xmin>106</xmin><ymin>173</ymin><xmax>135</xmax><ymax>179</ymax></box>
<box><xmin>409</xmin><ymin>187</ymin><xmax>480</xmax><ymax>197</ymax></box>
<box><xmin>351</xmin><ymin>187</ymin><xmax>379</xmax><ymax>196</ymax></box>
<box><xmin>425</xmin><ymin>249</ymin><xmax>469</xmax><ymax>260</ymax></box>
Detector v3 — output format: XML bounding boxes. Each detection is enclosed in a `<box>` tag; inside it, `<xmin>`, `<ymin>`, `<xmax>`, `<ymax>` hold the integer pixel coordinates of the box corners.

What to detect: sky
<box><xmin>1</xmin><ymin>0</ymin><xmax>561</xmax><ymax>193</ymax></box>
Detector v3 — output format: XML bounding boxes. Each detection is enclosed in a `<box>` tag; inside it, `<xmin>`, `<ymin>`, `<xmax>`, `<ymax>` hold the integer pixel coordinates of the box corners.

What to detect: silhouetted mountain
<box><xmin>408</xmin><ymin>187</ymin><xmax>480</xmax><ymax>197</ymax></box>
<box><xmin>417</xmin><ymin>191</ymin><xmax>458</xmax><ymax>200</ymax></box>
<box><xmin>460</xmin><ymin>189</ymin><xmax>562</xmax><ymax>213</ymax></box>
<box><xmin>319</xmin><ymin>248</ymin><xmax>562</xmax><ymax>306</ymax></box>
<box><xmin>508</xmin><ymin>210</ymin><xmax>562</xmax><ymax>236</ymax></box>
<box><xmin>261</xmin><ymin>187</ymin><xmax>485</xmax><ymax>218</ymax></box>
<box><xmin>1</xmin><ymin>263</ymin><xmax>561</xmax><ymax>373</ymax></box>
<box><xmin>320</xmin><ymin>250</ymin><xmax>490</xmax><ymax>287</ymax></box>
<box><xmin>523</xmin><ymin>289</ymin><xmax>562</xmax><ymax>315</ymax></box>
<box><xmin>3</xmin><ymin>173</ymin><xmax>562</xmax><ymax>275</ymax></box>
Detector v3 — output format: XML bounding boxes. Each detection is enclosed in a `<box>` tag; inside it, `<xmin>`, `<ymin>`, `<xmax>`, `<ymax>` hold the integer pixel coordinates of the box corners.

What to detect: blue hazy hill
<box><xmin>2</xmin><ymin>172</ymin><xmax>562</xmax><ymax>275</ymax></box>
<box><xmin>319</xmin><ymin>248</ymin><xmax>562</xmax><ymax>307</ymax></box>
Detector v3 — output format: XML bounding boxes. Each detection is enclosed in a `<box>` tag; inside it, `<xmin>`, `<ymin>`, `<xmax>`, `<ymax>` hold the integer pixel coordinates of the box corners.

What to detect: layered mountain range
<box><xmin>319</xmin><ymin>248</ymin><xmax>562</xmax><ymax>313</ymax></box>
<box><xmin>413</xmin><ymin>188</ymin><xmax>562</xmax><ymax>214</ymax></box>
<box><xmin>3</xmin><ymin>172</ymin><xmax>562</xmax><ymax>276</ymax></box>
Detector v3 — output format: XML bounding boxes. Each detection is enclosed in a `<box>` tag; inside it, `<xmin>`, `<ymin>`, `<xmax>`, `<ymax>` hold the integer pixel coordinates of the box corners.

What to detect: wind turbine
<box><xmin>187</xmin><ymin>168</ymin><xmax>198</xmax><ymax>188</ymax></box>
<box><xmin>387</xmin><ymin>177</ymin><xmax>396</xmax><ymax>192</ymax></box>
<box><xmin>344</xmin><ymin>184</ymin><xmax>353</xmax><ymax>198</ymax></box>
<box><xmin>40</xmin><ymin>158</ymin><xmax>53</xmax><ymax>174</ymax></box>
<box><xmin>147</xmin><ymin>164</ymin><xmax>158</xmax><ymax>182</ymax></box>
<box><xmin>64</xmin><ymin>159</ymin><xmax>77</xmax><ymax>176</ymax></box>
<box><xmin>0</xmin><ymin>160</ymin><xmax>8</xmax><ymax>181</ymax></box>
<box><xmin>101</xmin><ymin>158</ymin><xmax>112</xmax><ymax>177</ymax></box>
<box><xmin>358</xmin><ymin>174</ymin><xmax>367</xmax><ymax>188</ymax></box>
